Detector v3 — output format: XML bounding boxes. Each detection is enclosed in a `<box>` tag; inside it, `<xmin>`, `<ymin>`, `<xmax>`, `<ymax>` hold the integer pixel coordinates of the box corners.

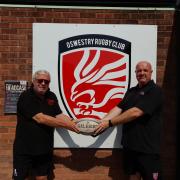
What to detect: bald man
<box><xmin>95</xmin><ymin>61</ymin><xmax>163</xmax><ymax>180</ymax></box>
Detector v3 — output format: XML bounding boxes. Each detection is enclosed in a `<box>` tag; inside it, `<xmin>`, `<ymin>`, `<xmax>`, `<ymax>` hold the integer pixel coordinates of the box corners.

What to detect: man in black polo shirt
<box><xmin>13</xmin><ymin>70</ymin><xmax>79</xmax><ymax>180</ymax></box>
<box><xmin>94</xmin><ymin>61</ymin><xmax>163</xmax><ymax>180</ymax></box>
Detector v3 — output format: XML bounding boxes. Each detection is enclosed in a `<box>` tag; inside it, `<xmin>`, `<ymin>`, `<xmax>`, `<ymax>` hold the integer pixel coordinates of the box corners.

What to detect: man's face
<box><xmin>135</xmin><ymin>62</ymin><xmax>152</xmax><ymax>87</ymax></box>
<box><xmin>33</xmin><ymin>73</ymin><xmax>50</xmax><ymax>95</ymax></box>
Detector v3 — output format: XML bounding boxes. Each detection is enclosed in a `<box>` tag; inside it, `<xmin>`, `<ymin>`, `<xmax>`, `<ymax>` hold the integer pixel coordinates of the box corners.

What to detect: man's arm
<box><xmin>94</xmin><ymin>107</ymin><xmax>144</xmax><ymax>135</ymax></box>
<box><xmin>109</xmin><ymin>107</ymin><xmax>143</xmax><ymax>125</ymax></box>
<box><xmin>102</xmin><ymin>106</ymin><xmax>122</xmax><ymax>120</ymax></box>
<box><xmin>33</xmin><ymin>113</ymin><xmax>79</xmax><ymax>133</ymax></box>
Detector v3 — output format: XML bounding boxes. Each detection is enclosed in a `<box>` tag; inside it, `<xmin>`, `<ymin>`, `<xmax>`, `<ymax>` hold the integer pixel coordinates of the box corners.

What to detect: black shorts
<box><xmin>13</xmin><ymin>153</ymin><xmax>54</xmax><ymax>180</ymax></box>
<box><xmin>123</xmin><ymin>148</ymin><xmax>162</xmax><ymax>180</ymax></box>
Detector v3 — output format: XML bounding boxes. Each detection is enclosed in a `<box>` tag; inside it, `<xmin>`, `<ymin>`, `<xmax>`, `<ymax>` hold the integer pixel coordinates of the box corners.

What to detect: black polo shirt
<box><xmin>13</xmin><ymin>87</ymin><xmax>62</xmax><ymax>155</ymax></box>
<box><xmin>118</xmin><ymin>80</ymin><xmax>163</xmax><ymax>154</ymax></box>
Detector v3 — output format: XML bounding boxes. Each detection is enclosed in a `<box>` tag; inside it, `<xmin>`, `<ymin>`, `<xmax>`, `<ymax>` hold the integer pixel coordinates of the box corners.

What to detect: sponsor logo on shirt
<box><xmin>47</xmin><ymin>99</ymin><xmax>55</xmax><ymax>106</ymax></box>
<box><xmin>139</xmin><ymin>91</ymin><xmax>145</xmax><ymax>95</ymax></box>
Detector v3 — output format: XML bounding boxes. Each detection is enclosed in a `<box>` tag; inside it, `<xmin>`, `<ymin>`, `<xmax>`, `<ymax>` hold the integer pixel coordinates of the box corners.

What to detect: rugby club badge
<box><xmin>58</xmin><ymin>34</ymin><xmax>131</xmax><ymax>125</ymax></box>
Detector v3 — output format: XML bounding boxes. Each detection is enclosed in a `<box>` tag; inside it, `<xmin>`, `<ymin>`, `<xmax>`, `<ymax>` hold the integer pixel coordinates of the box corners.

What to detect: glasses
<box><xmin>36</xmin><ymin>79</ymin><xmax>50</xmax><ymax>85</ymax></box>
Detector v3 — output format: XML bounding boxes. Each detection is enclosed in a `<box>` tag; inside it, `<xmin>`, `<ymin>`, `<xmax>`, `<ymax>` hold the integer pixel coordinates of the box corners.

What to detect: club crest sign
<box><xmin>33</xmin><ymin>23</ymin><xmax>157</xmax><ymax>147</ymax></box>
<box><xmin>58</xmin><ymin>34</ymin><xmax>131</xmax><ymax>120</ymax></box>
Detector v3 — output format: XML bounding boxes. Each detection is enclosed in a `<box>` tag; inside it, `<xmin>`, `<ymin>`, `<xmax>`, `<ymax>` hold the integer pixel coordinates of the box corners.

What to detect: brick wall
<box><xmin>0</xmin><ymin>6</ymin><xmax>176</xmax><ymax>180</ymax></box>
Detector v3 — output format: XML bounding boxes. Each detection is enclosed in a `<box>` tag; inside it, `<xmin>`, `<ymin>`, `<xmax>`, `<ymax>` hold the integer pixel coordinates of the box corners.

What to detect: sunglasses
<box><xmin>36</xmin><ymin>79</ymin><xmax>50</xmax><ymax>85</ymax></box>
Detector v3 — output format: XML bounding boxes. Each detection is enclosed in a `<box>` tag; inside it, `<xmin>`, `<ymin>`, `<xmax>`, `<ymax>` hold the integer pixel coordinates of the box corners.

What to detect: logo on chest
<box><xmin>47</xmin><ymin>98</ymin><xmax>55</xmax><ymax>106</ymax></box>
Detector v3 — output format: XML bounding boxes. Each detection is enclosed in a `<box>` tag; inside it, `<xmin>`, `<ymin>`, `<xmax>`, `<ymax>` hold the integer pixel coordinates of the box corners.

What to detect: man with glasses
<box><xmin>13</xmin><ymin>70</ymin><xmax>79</xmax><ymax>180</ymax></box>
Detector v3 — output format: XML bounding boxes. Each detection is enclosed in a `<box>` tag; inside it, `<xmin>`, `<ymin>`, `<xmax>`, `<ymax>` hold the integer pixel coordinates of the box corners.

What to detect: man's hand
<box><xmin>66</xmin><ymin>119</ymin><xmax>80</xmax><ymax>133</ymax></box>
<box><xmin>93</xmin><ymin>120</ymin><xmax>109</xmax><ymax>136</ymax></box>
<box><xmin>56</xmin><ymin>115</ymin><xmax>80</xmax><ymax>133</ymax></box>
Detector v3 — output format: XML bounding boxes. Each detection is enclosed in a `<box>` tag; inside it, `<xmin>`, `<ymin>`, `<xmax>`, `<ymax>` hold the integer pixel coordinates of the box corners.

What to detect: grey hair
<box><xmin>32</xmin><ymin>70</ymin><xmax>51</xmax><ymax>81</ymax></box>
<box><xmin>135</xmin><ymin>61</ymin><xmax>153</xmax><ymax>72</ymax></box>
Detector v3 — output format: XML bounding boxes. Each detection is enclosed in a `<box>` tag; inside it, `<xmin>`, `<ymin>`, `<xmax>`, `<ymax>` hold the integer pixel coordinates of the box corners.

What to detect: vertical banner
<box><xmin>4</xmin><ymin>80</ymin><xmax>28</xmax><ymax>114</ymax></box>
<box><xmin>33</xmin><ymin>23</ymin><xmax>157</xmax><ymax>148</ymax></box>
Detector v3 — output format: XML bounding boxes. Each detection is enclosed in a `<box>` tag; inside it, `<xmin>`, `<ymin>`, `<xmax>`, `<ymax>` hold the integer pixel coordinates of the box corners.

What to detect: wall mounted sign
<box><xmin>4</xmin><ymin>80</ymin><xmax>28</xmax><ymax>114</ymax></box>
<box><xmin>33</xmin><ymin>23</ymin><xmax>157</xmax><ymax>148</ymax></box>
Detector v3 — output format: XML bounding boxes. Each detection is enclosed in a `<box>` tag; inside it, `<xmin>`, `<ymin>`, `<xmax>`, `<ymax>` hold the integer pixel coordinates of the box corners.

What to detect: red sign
<box><xmin>58</xmin><ymin>34</ymin><xmax>131</xmax><ymax>120</ymax></box>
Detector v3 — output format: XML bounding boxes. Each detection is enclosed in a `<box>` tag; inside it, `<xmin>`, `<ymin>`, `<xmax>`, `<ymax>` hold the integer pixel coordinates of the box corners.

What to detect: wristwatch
<box><xmin>108</xmin><ymin>120</ymin><xmax>113</xmax><ymax>127</ymax></box>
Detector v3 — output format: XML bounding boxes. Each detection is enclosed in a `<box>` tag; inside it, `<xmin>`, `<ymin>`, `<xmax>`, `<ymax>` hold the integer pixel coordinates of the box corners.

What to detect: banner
<box><xmin>4</xmin><ymin>80</ymin><xmax>28</xmax><ymax>114</ymax></box>
<box><xmin>33</xmin><ymin>23</ymin><xmax>157</xmax><ymax>148</ymax></box>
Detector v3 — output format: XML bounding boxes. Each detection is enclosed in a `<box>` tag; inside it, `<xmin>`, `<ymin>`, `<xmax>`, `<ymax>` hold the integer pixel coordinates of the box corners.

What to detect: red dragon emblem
<box><xmin>58</xmin><ymin>34</ymin><xmax>131</xmax><ymax>120</ymax></box>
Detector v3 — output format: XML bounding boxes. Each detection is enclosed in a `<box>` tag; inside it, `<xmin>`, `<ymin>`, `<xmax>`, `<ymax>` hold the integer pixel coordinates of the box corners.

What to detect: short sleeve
<box><xmin>117</xmin><ymin>91</ymin><xmax>130</xmax><ymax>109</ymax></box>
<box><xmin>51</xmin><ymin>94</ymin><xmax>62</xmax><ymax>115</ymax></box>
